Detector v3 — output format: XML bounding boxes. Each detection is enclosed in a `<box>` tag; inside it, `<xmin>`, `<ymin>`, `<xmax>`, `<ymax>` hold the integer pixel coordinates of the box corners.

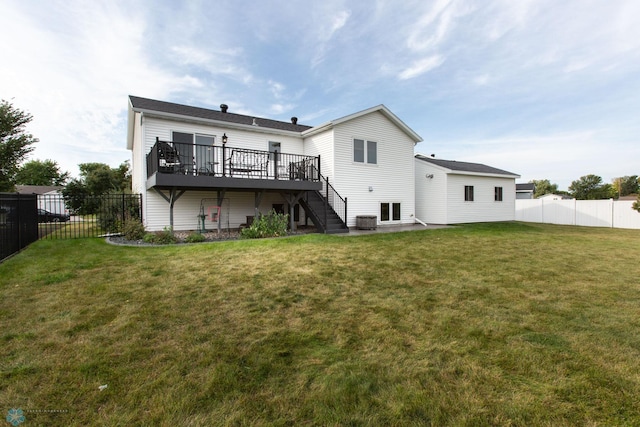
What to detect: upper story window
<box><xmin>495</xmin><ymin>186</ymin><xmax>503</xmax><ymax>202</ymax></box>
<box><xmin>354</xmin><ymin>139</ymin><xmax>377</xmax><ymax>164</ymax></box>
<box><xmin>465</xmin><ymin>185</ymin><xmax>474</xmax><ymax>202</ymax></box>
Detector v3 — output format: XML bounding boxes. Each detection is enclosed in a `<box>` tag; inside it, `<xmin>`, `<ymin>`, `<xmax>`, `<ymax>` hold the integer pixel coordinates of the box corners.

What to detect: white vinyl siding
<box><xmin>303</xmin><ymin>128</ymin><xmax>335</xmax><ymax>179</ymax></box>
<box><xmin>414</xmin><ymin>159</ymin><xmax>448</xmax><ymax>224</ymax></box>
<box><xmin>332</xmin><ymin>111</ymin><xmax>415</xmax><ymax>227</ymax></box>
<box><xmin>446</xmin><ymin>175</ymin><xmax>516</xmax><ymax>224</ymax></box>
<box><xmin>144</xmin><ymin>190</ymin><xmax>309</xmax><ymax>231</ymax></box>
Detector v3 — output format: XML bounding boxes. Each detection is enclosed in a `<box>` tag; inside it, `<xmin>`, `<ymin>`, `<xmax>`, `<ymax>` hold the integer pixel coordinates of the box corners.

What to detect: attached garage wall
<box><xmin>415</xmin><ymin>159</ymin><xmax>448</xmax><ymax>224</ymax></box>
<box><xmin>446</xmin><ymin>174</ymin><xmax>516</xmax><ymax>224</ymax></box>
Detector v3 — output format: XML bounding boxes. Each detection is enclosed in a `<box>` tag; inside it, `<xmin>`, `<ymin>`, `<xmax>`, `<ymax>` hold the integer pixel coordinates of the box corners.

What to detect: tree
<box><xmin>612</xmin><ymin>175</ymin><xmax>639</xmax><ymax>198</ymax></box>
<box><xmin>633</xmin><ymin>195</ymin><xmax>640</xmax><ymax>213</ymax></box>
<box><xmin>15</xmin><ymin>159</ymin><xmax>69</xmax><ymax>186</ymax></box>
<box><xmin>568</xmin><ymin>174</ymin><xmax>615</xmax><ymax>200</ymax></box>
<box><xmin>531</xmin><ymin>179</ymin><xmax>559</xmax><ymax>198</ymax></box>
<box><xmin>62</xmin><ymin>161</ymin><xmax>131</xmax><ymax>214</ymax></box>
<box><xmin>0</xmin><ymin>99</ymin><xmax>38</xmax><ymax>191</ymax></box>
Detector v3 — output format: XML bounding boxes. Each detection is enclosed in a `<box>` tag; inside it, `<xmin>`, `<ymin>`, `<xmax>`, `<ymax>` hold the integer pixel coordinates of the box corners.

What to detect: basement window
<box><xmin>380</xmin><ymin>202</ymin><xmax>401</xmax><ymax>221</ymax></box>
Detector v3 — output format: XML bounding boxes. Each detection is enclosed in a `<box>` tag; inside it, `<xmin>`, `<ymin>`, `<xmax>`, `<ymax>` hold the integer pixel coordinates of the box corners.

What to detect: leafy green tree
<box><xmin>633</xmin><ymin>195</ymin><xmax>640</xmax><ymax>213</ymax></box>
<box><xmin>612</xmin><ymin>175</ymin><xmax>639</xmax><ymax>198</ymax></box>
<box><xmin>15</xmin><ymin>159</ymin><xmax>69</xmax><ymax>186</ymax></box>
<box><xmin>569</xmin><ymin>174</ymin><xmax>615</xmax><ymax>200</ymax></box>
<box><xmin>0</xmin><ymin>99</ymin><xmax>38</xmax><ymax>191</ymax></box>
<box><xmin>531</xmin><ymin>179</ymin><xmax>559</xmax><ymax>198</ymax></box>
<box><xmin>62</xmin><ymin>161</ymin><xmax>131</xmax><ymax>214</ymax></box>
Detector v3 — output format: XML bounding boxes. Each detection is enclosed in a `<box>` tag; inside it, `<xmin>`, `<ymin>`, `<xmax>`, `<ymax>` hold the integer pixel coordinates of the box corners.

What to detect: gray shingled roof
<box><xmin>516</xmin><ymin>183</ymin><xmax>535</xmax><ymax>191</ymax></box>
<box><xmin>129</xmin><ymin>96</ymin><xmax>312</xmax><ymax>133</ymax></box>
<box><xmin>415</xmin><ymin>154</ymin><xmax>519</xmax><ymax>177</ymax></box>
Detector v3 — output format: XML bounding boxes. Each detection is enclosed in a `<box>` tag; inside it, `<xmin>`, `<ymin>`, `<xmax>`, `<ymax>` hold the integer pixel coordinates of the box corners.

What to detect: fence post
<box><xmin>121</xmin><ymin>192</ymin><xmax>126</xmax><ymax>227</ymax></box>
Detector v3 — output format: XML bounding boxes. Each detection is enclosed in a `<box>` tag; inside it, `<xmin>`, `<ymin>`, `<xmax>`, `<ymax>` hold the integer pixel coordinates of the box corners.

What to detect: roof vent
<box><xmin>291</xmin><ymin>117</ymin><xmax>298</xmax><ymax>125</ymax></box>
<box><xmin>431</xmin><ymin>154</ymin><xmax>435</xmax><ymax>158</ymax></box>
<box><xmin>252</xmin><ymin>118</ymin><xmax>258</xmax><ymax>126</ymax></box>
<box><xmin>220</xmin><ymin>104</ymin><xmax>228</xmax><ymax>113</ymax></box>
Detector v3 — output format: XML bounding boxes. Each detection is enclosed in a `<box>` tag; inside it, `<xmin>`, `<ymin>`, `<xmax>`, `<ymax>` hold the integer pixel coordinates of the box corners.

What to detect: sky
<box><xmin>1</xmin><ymin>0</ymin><xmax>639</xmax><ymax>190</ymax></box>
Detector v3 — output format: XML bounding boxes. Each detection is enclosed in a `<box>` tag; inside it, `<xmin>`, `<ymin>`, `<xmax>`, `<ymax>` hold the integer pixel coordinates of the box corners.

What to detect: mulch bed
<box><xmin>107</xmin><ymin>226</ymin><xmax>318</xmax><ymax>246</ymax></box>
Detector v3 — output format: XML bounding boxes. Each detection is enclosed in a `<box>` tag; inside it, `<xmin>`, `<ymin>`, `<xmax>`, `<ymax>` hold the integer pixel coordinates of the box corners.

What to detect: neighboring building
<box><xmin>538</xmin><ymin>193</ymin><xmax>574</xmax><ymax>200</ymax></box>
<box><xmin>414</xmin><ymin>154</ymin><xmax>520</xmax><ymax>224</ymax></box>
<box><xmin>15</xmin><ymin>185</ymin><xmax>68</xmax><ymax>215</ymax></box>
<box><xmin>516</xmin><ymin>183</ymin><xmax>535</xmax><ymax>199</ymax></box>
<box><xmin>127</xmin><ymin>96</ymin><xmax>422</xmax><ymax>233</ymax></box>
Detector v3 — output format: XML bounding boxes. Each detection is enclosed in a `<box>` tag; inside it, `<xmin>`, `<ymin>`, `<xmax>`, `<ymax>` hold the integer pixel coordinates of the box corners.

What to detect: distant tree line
<box><xmin>530</xmin><ymin>175</ymin><xmax>639</xmax><ymax>201</ymax></box>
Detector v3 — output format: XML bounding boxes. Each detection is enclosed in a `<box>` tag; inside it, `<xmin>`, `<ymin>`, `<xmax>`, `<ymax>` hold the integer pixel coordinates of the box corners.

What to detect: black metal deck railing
<box><xmin>146</xmin><ymin>138</ymin><xmax>321</xmax><ymax>182</ymax></box>
<box><xmin>319</xmin><ymin>170</ymin><xmax>347</xmax><ymax>225</ymax></box>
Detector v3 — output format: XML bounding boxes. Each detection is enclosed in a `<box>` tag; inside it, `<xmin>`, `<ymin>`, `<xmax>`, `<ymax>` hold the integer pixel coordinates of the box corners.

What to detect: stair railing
<box><xmin>312</xmin><ymin>166</ymin><xmax>348</xmax><ymax>227</ymax></box>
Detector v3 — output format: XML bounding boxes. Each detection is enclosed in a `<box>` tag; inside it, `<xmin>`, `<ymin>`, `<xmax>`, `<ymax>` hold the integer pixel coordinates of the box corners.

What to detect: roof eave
<box><xmin>302</xmin><ymin>105</ymin><xmax>423</xmax><ymax>143</ymax></box>
<box><xmin>448</xmin><ymin>171</ymin><xmax>521</xmax><ymax>179</ymax></box>
<box><xmin>130</xmin><ymin>108</ymin><xmax>305</xmax><ymax>138</ymax></box>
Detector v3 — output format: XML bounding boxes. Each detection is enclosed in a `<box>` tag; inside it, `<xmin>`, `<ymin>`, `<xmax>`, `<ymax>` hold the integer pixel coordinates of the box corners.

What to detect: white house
<box><xmin>516</xmin><ymin>183</ymin><xmax>535</xmax><ymax>199</ymax></box>
<box><xmin>414</xmin><ymin>154</ymin><xmax>520</xmax><ymax>224</ymax></box>
<box><xmin>15</xmin><ymin>185</ymin><xmax>68</xmax><ymax>216</ymax></box>
<box><xmin>127</xmin><ymin>96</ymin><xmax>422</xmax><ymax>233</ymax></box>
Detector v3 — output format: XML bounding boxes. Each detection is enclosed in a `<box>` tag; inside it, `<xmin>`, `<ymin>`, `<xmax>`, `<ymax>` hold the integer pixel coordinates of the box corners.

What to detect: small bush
<box><xmin>143</xmin><ymin>227</ymin><xmax>177</xmax><ymax>244</ymax></box>
<box><xmin>143</xmin><ymin>233</ymin><xmax>157</xmax><ymax>244</ymax></box>
<box><xmin>97</xmin><ymin>192</ymin><xmax>141</xmax><ymax>233</ymax></box>
<box><xmin>184</xmin><ymin>232</ymin><xmax>206</xmax><ymax>243</ymax></box>
<box><xmin>241</xmin><ymin>210</ymin><xmax>289</xmax><ymax>239</ymax></box>
<box><xmin>123</xmin><ymin>221</ymin><xmax>146</xmax><ymax>240</ymax></box>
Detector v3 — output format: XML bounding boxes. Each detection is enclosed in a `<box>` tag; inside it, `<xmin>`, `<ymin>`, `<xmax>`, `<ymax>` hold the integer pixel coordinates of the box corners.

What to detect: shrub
<box><xmin>143</xmin><ymin>227</ymin><xmax>177</xmax><ymax>244</ymax></box>
<box><xmin>241</xmin><ymin>210</ymin><xmax>289</xmax><ymax>239</ymax></box>
<box><xmin>97</xmin><ymin>192</ymin><xmax>141</xmax><ymax>233</ymax></box>
<box><xmin>143</xmin><ymin>233</ymin><xmax>157</xmax><ymax>244</ymax></box>
<box><xmin>184</xmin><ymin>232</ymin><xmax>206</xmax><ymax>243</ymax></box>
<box><xmin>123</xmin><ymin>220</ymin><xmax>146</xmax><ymax>240</ymax></box>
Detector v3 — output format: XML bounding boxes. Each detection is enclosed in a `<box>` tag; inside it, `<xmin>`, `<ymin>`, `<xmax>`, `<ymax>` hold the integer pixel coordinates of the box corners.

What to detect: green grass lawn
<box><xmin>1</xmin><ymin>222</ymin><xmax>639</xmax><ymax>426</ymax></box>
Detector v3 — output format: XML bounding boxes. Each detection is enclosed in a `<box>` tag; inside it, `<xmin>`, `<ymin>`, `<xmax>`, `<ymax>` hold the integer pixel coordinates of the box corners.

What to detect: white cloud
<box><xmin>398</xmin><ymin>55</ymin><xmax>445</xmax><ymax>80</ymax></box>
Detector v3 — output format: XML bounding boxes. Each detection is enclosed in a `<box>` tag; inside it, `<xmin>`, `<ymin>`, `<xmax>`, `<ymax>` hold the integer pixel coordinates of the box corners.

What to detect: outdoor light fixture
<box><xmin>222</xmin><ymin>133</ymin><xmax>228</xmax><ymax>144</ymax></box>
<box><xmin>426</xmin><ymin>174</ymin><xmax>434</xmax><ymax>179</ymax></box>
<box><xmin>369</xmin><ymin>186</ymin><xmax>374</xmax><ymax>192</ymax></box>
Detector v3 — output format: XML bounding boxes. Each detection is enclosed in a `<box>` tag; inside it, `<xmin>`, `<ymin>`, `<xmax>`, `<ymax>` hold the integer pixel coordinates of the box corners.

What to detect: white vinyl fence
<box><xmin>516</xmin><ymin>199</ymin><xmax>640</xmax><ymax>229</ymax></box>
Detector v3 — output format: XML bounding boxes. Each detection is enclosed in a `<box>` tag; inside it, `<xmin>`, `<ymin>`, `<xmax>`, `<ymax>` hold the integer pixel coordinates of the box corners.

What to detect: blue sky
<box><xmin>1</xmin><ymin>0</ymin><xmax>639</xmax><ymax>190</ymax></box>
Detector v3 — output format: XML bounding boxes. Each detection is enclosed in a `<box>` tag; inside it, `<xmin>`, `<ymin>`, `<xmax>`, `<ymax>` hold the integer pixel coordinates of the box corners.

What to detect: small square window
<box><xmin>465</xmin><ymin>186</ymin><xmax>474</xmax><ymax>201</ymax></box>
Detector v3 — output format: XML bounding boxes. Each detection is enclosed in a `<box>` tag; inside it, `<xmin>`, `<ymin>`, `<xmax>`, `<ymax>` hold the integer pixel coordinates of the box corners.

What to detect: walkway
<box><xmin>344</xmin><ymin>223</ymin><xmax>451</xmax><ymax>236</ymax></box>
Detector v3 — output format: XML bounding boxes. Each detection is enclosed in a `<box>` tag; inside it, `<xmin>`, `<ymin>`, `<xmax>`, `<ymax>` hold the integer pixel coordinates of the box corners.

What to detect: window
<box><xmin>381</xmin><ymin>203</ymin><xmax>389</xmax><ymax>221</ymax></box>
<box><xmin>269</xmin><ymin>141</ymin><xmax>281</xmax><ymax>161</ymax></box>
<box><xmin>173</xmin><ymin>132</ymin><xmax>215</xmax><ymax>174</ymax></box>
<box><xmin>367</xmin><ymin>141</ymin><xmax>377</xmax><ymax>164</ymax></box>
<box><xmin>465</xmin><ymin>185</ymin><xmax>474</xmax><ymax>201</ymax></box>
<box><xmin>392</xmin><ymin>203</ymin><xmax>401</xmax><ymax>221</ymax></box>
<box><xmin>495</xmin><ymin>186</ymin><xmax>503</xmax><ymax>202</ymax></box>
<box><xmin>354</xmin><ymin>139</ymin><xmax>364</xmax><ymax>163</ymax></box>
<box><xmin>380</xmin><ymin>202</ymin><xmax>401</xmax><ymax>221</ymax></box>
<box><xmin>354</xmin><ymin>139</ymin><xmax>377</xmax><ymax>164</ymax></box>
